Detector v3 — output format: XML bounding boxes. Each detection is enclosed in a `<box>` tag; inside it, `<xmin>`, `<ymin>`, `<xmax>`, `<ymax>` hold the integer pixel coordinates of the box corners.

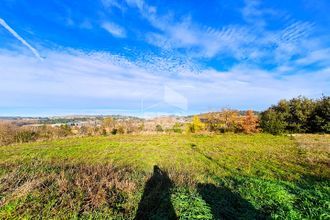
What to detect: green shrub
<box><xmin>111</xmin><ymin>128</ymin><xmax>118</xmax><ymax>135</ymax></box>
<box><xmin>308</xmin><ymin>96</ymin><xmax>330</xmax><ymax>133</ymax></box>
<box><xmin>172</xmin><ymin>123</ymin><xmax>183</xmax><ymax>133</ymax></box>
<box><xmin>156</xmin><ymin>124</ymin><xmax>163</xmax><ymax>132</ymax></box>
<box><xmin>286</xmin><ymin>97</ymin><xmax>315</xmax><ymax>133</ymax></box>
<box><xmin>260</xmin><ymin>109</ymin><xmax>287</xmax><ymax>135</ymax></box>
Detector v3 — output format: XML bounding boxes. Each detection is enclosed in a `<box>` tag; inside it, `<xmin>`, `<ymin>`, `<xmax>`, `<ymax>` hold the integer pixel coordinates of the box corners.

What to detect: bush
<box><xmin>241</xmin><ymin>110</ymin><xmax>259</xmax><ymax>134</ymax></box>
<box><xmin>260</xmin><ymin>109</ymin><xmax>287</xmax><ymax>135</ymax></box>
<box><xmin>14</xmin><ymin>129</ymin><xmax>38</xmax><ymax>143</ymax></box>
<box><xmin>0</xmin><ymin>123</ymin><xmax>41</xmax><ymax>145</ymax></box>
<box><xmin>103</xmin><ymin>117</ymin><xmax>115</xmax><ymax>129</ymax></box>
<box><xmin>117</xmin><ymin>126</ymin><xmax>125</xmax><ymax>134</ymax></box>
<box><xmin>111</xmin><ymin>128</ymin><xmax>118</xmax><ymax>135</ymax></box>
<box><xmin>286</xmin><ymin>97</ymin><xmax>315</xmax><ymax>133</ymax></box>
<box><xmin>79</xmin><ymin>126</ymin><xmax>89</xmax><ymax>136</ymax></box>
<box><xmin>204</xmin><ymin>109</ymin><xmax>241</xmax><ymax>133</ymax></box>
<box><xmin>172</xmin><ymin>123</ymin><xmax>183</xmax><ymax>133</ymax></box>
<box><xmin>156</xmin><ymin>124</ymin><xmax>163</xmax><ymax>132</ymax></box>
<box><xmin>55</xmin><ymin>125</ymin><xmax>72</xmax><ymax>137</ymax></box>
<box><xmin>187</xmin><ymin>116</ymin><xmax>205</xmax><ymax>133</ymax></box>
<box><xmin>37</xmin><ymin>125</ymin><xmax>54</xmax><ymax>139</ymax></box>
<box><xmin>308</xmin><ymin>96</ymin><xmax>330</xmax><ymax>133</ymax></box>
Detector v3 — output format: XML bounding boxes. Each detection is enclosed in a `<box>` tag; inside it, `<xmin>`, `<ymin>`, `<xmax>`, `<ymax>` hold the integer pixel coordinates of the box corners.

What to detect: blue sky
<box><xmin>0</xmin><ymin>0</ymin><xmax>329</xmax><ymax>116</ymax></box>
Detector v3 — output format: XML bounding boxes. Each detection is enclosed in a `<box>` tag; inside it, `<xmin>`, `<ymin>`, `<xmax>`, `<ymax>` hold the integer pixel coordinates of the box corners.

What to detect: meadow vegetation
<box><xmin>0</xmin><ymin>133</ymin><xmax>329</xmax><ymax>219</ymax></box>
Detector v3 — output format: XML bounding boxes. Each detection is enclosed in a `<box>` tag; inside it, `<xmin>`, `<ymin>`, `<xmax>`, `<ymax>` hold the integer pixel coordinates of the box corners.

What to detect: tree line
<box><xmin>0</xmin><ymin>95</ymin><xmax>328</xmax><ymax>146</ymax></box>
<box><xmin>260</xmin><ymin>95</ymin><xmax>329</xmax><ymax>134</ymax></box>
<box><xmin>195</xmin><ymin>95</ymin><xmax>329</xmax><ymax>135</ymax></box>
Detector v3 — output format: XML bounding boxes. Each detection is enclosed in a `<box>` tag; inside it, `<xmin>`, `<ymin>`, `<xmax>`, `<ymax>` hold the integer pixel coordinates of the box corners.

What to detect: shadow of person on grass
<box><xmin>134</xmin><ymin>165</ymin><xmax>177</xmax><ymax>220</ymax></box>
<box><xmin>197</xmin><ymin>183</ymin><xmax>269</xmax><ymax>220</ymax></box>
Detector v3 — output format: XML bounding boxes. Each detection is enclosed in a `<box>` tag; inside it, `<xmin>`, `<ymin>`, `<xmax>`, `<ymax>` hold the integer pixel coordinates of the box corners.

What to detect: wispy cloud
<box><xmin>124</xmin><ymin>0</ymin><xmax>320</xmax><ymax>66</ymax></box>
<box><xmin>102</xmin><ymin>0</ymin><xmax>126</xmax><ymax>11</ymax></box>
<box><xmin>101</xmin><ymin>22</ymin><xmax>126</xmax><ymax>38</ymax></box>
<box><xmin>124</xmin><ymin>1</ymin><xmax>253</xmax><ymax>58</ymax></box>
<box><xmin>241</xmin><ymin>0</ymin><xmax>280</xmax><ymax>27</ymax></box>
<box><xmin>0</xmin><ymin>18</ymin><xmax>42</xmax><ymax>60</ymax></box>
<box><xmin>281</xmin><ymin>21</ymin><xmax>313</xmax><ymax>42</ymax></box>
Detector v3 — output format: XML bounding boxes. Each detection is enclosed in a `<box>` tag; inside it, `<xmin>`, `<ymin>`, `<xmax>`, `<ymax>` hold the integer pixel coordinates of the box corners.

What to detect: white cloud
<box><xmin>0</xmin><ymin>18</ymin><xmax>42</xmax><ymax>60</ymax></box>
<box><xmin>101</xmin><ymin>22</ymin><xmax>126</xmax><ymax>38</ymax></box>
<box><xmin>0</xmin><ymin>47</ymin><xmax>328</xmax><ymax>115</ymax></box>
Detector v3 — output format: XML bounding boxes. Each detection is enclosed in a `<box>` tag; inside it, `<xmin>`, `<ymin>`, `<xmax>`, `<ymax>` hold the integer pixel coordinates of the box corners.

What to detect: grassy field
<box><xmin>0</xmin><ymin>133</ymin><xmax>329</xmax><ymax>219</ymax></box>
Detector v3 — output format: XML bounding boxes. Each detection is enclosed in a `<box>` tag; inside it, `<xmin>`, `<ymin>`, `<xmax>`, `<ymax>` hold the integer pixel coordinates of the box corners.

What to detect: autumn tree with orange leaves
<box><xmin>241</xmin><ymin>110</ymin><xmax>259</xmax><ymax>134</ymax></box>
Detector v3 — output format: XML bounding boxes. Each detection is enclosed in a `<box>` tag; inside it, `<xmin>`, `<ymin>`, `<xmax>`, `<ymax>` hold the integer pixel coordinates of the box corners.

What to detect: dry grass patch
<box><xmin>0</xmin><ymin>162</ymin><xmax>141</xmax><ymax>219</ymax></box>
<box><xmin>294</xmin><ymin>134</ymin><xmax>330</xmax><ymax>163</ymax></box>
<box><xmin>294</xmin><ymin>134</ymin><xmax>330</xmax><ymax>179</ymax></box>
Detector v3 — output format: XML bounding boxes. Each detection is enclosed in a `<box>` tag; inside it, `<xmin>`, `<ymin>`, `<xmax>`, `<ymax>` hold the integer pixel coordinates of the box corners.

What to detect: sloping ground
<box><xmin>0</xmin><ymin>134</ymin><xmax>329</xmax><ymax>219</ymax></box>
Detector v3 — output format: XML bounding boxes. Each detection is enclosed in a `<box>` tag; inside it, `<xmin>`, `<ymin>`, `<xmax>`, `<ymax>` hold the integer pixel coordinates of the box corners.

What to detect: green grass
<box><xmin>0</xmin><ymin>133</ymin><xmax>329</xmax><ymax>219</ymax></box>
